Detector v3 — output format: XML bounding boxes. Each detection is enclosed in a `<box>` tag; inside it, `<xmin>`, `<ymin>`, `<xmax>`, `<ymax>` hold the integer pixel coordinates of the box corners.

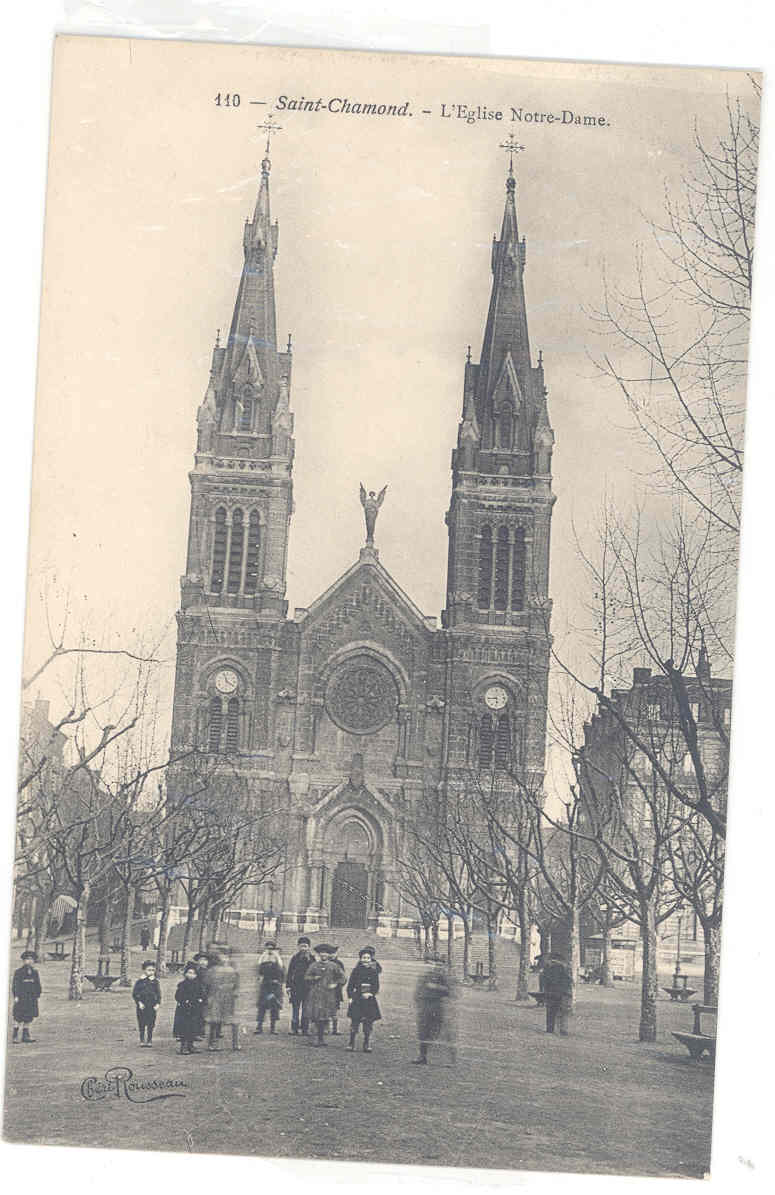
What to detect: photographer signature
<box><xmin>81</xmin><ymin>1066</ymin><xmax>187</xmax><ymax>1104</ymax></box>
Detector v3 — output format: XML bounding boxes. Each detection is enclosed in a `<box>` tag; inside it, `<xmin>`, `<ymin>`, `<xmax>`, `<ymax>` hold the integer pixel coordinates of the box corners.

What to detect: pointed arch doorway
<box><xmin>330</xmin><ymin>860</ymin><xmax>369</xmax><ymax>928</ymax></box>
<box><xmin>321</xmin><ymin>807</ymin><xmax>382</xmax><ymax>929</ymax></box>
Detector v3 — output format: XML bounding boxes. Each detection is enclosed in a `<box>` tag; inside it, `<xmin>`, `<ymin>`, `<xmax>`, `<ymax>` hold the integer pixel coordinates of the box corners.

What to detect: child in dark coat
<box><xmin>173</xmin><ymin>962</ymin><xmax>206</xmax><ymax>1054</ymax></box>
<box><xmin>132</xmin><ymin>960</ymin><xmax>161</xmax><ymax>1046</ymax></box>
<box><xmin>11</xmin><ymin>950</ymin><xmax>42</xmax><ymax>1044</ymax></box>
<box><xmin>346</xmin><ymin>947</ymin><xmax>382</xmax><ymax>1053</ymax></box>
<box><xmin>255</xmin><ymin>942</ymin><xmax>285</xmax><ymax>1034</ymax></box>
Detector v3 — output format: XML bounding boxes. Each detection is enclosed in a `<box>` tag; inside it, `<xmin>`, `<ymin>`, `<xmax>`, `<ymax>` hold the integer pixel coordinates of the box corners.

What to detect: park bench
<box><xmin>110</xmin><ymin>936</ymin><xmax>122</xmax><ymax>952</ymax></box>
<box><xmin>166</xmin><ymin>950</ymin><xmax>186</xmax><ymax>973</ymax></box>
<box><xmin>85</xmin><ymin>956</ymin><xmax>120</xmax><ymax>992</ymax></box>
<box><xmin>672</xmin><ymin>1003</ymin><xmax>717</xmax><ymax>1061</ymax></box>
<box><xmin>47</xmin><ymin>941</ymin><xmax>67</xmax><ymax>961</ymax></box>
<box><xmin>662</xmin><ymin>974</ymin><xmax>697</xmax><ymax>1002</ymax></box>
<box><xmin>529</xmin><ymin>989</ymin><xmax>546</xmax><ymax>1006</ymax></box>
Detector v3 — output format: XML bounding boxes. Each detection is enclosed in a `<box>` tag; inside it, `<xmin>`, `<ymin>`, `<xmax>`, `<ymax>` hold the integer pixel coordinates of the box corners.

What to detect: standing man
<box><xmin>132</xmin><ymin>960</ymin><xmax>161</xmax><ymax>1047</ymax></box>
<box><xmin>286</xmin><ymin>935</ymin><xmax>313</xmax><ymax>1036</ymax></box>
<box><xmin>412</xmin><ymin>960</ymin><xmax>456</xmax><ymax>1066</ymax></box>
<box><xmin>304</xmin><ymin>944</ymin><xmax>342</xmax><ymax>1047</ymax></box>
<box><xmin>11</xmin><ymin>950</ymin><xmax>42</xmax><ymax>1044</ymax></box>
<box><xmin>543</xmin><ymin>953</ymin><xmax>572</xmax><ymax>1035</ymax></box>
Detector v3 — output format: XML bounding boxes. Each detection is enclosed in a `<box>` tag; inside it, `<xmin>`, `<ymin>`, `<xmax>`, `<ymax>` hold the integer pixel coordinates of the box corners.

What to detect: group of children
<box><xmin>130</xmin><ymin>936</ymin><xmax>383</xmax><ymax>1055</ymax></box>
<box><xmin>10</xmin><ymin>938</ymin><xmax>455</xmax><ymax>1067</ymax></box>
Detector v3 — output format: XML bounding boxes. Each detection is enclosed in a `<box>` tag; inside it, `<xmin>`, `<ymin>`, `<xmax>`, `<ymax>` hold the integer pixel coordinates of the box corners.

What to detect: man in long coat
<box><xmin>304</xmin><ymin>944</ymin><xmax>342</xmax><ymax>1047</ymax></box>
<box><xmin>286</xmin><ymin>936</ymin><xmax>313</xmax><ymax>1035</ymax></box>
<box><xmin>543</xmin><ymin>953</ymin><xmax>572</xmax><ymax>1035</ymax></box>
<box><xmin>173</xmin><ymin>962</ymin><xmax>206</xmax><ymax>1054</ymax></box>
<box><xmin>12</xmin><ymin>950</ymin><xmax>42</xmax><ymax>1043</ymax></box>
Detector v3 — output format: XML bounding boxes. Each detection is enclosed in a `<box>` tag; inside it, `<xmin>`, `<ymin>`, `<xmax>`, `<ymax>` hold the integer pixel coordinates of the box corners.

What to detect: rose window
<box><xmin>325</xmin><ymin>659</ymin><xmax>397</xmax><ymax>734</ymax></box>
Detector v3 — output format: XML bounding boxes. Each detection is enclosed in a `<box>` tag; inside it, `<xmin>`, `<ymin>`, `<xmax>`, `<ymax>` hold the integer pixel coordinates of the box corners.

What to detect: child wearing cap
<box><xmin>11</xmin><ymin>950</ymin><xmax>42</xmax><ymax>1044</ymax></box>
<box><xmin>132</xmin><ymin>960</ymin><xmax>161</xmax><ymax>1047</ymax></box>
<box><xmin>346</xmin><ymin>947</ymin><xmax>382</xmax><ymax>1053</ymax></box>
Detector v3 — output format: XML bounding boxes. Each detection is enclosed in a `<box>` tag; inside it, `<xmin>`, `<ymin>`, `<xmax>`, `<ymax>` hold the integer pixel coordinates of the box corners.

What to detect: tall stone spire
<box><xmin>223</xmin><ymin>149</ymin><xmax>279</xmax><ymax>390</ymax></box>
<box><xmin>183</xmin><ymin>133</ymin><xmax>294</xmax><ymax>620</ymax></box>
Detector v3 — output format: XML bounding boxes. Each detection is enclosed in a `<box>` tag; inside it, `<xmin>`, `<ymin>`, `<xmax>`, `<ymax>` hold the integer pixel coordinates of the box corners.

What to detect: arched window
<box><xmin>244</xmin><ymin>511</ymin><xmax>261</xmax><ymax>594</ymax></box>
<box><xmin>494</xmin><ymin>526</ymin><xmax>510</xmax><ymax>611</ymax></box>
<box><xmin>478</xmin><ymin>526</ymin><xmax>493</xmax><ymax>609</ymax></box>
<box><xmin>226</xmin><ymin>509</ymin><xmax>244</xmax><ymax>594</ymax></box>
<box><xmin>225</xmin><ymin>698</ymin><xmax>240</xmax><ymax>753</ymax></box>
<box><xmin>498</xmin><ymin>403</ymin><xmax>513</xmax><ymax>450</ymax></box>
<box><xmin>479</xmin><ymin>714</ymin><xmax>494</xmax><ymax>768</ymax></box>
<box><xmin>208</xmin><ymin>697</ymin><xmax>223</xmax><ymax>753</ymax></box>
<box><xmin>239</xmin><ymin>397</ymin><xmax>254</xmax><ymax>433</ymax></box>
<box><xmin>495</xmin><ymin>715</ymin><xmax>511</xmax><ymax>769</ymax></box>
<box><xmin>211</xmin><ymin>507</ymin><xmax>227</xmax><ymax>592</ymax></box>
<box><xmin>511</xmin><ymin>527</ymin><xmax>526</xmax><ymax>611</ymax></box>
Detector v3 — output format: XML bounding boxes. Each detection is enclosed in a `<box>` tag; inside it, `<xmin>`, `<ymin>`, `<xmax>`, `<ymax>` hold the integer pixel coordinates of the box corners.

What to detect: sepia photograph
<box><xmin>1</xmin><ymin>27</ymin><xmax>766</xmax><ymax>1183</ymax></box>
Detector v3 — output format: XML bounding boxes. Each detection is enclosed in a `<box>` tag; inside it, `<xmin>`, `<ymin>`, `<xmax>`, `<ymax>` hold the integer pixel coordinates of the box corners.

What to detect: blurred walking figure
<box><xmin>11</xmin><ymin>950</ymin><xmax>42</xmax><ymax>1044</ymax></box>
<box><xmin>329</xmin><ymin>944</ymin><xmax>346</xmax><ymax>1035</ymax></box>
<box><xmin>203</xmin><ymin>947</ymin><xmax>241</xmax><ymax>1051</ymax></box>
<box><xmin>543</xmin><ymin>953</ymin><xmax>572</xmax><ymax>1035</ymax></box>
<box><xmin>286</xmin><ymin>935</ymin><xmax>313</xmax><ymax>1035</ymax></box>
<box><xmin>173</xmin><ymin>962</ymin><xmax>206</xmax><ymax>1054</ymax></box>
<box><xmin>140</xmin><ymin>925</ymin><xmax>151</xmax><ymax>951</ymax></box>
<box><xmin>412</xmin><ymin>961</ymin><xmax>456</xmax><ymax>1066</ymax></box>
<box><xmin>304</xmin><ymin>944</ymin><xmax>342</xmax><ymax>1047</ymax></box>
<box><xmin>256</xmin><ymin>941</ymin><xmax>285</xmax><ymax>1034</ymax></box>
<box><xmin>346</xmin><ymin>947</ymin><xmax>382</xmax><ymax>1053</ymax></box>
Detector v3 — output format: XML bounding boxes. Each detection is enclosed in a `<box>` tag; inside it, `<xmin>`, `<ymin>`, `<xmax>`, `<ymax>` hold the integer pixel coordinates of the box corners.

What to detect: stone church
<box><xmin>169</xmin><ymin>144</ymin><xmax>555</xmax><ymax>935</ymax></box>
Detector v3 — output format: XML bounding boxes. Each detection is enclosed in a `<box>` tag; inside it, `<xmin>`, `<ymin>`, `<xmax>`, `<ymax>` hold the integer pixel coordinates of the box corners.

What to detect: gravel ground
<box><xmin>3</xmin><ymin>954</ymin><xmax>714</xmax><ymax>1177</ymax></box>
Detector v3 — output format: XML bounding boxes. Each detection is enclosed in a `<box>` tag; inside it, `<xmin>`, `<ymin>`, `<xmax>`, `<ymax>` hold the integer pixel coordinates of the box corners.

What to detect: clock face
<box><xmin>484</xmin><ymin>685</ymin><xmax>508</xmax><ymax>711</ymax></box>
<box><xmin>214</xmin><ymin>669</ymin><xmax>239</xmax><ymax>695</ymax></box>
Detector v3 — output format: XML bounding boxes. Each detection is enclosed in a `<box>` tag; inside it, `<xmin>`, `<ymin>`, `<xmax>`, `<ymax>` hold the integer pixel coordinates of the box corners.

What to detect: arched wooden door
<box><xmin>330</xmin><ymin>860</ymin><xmax>369</xmax><ymax>928</ymax></box>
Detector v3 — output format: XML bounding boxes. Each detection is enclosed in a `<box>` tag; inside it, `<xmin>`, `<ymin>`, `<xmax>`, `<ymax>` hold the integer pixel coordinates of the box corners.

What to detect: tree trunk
<box><xmin>32</xmin><ymin>895</ymin><xmax>49</xmax><ymax>958</ymax></box>
<box><xmin>69</xmin><ymin>883</ymin><xmax>90</xmax><ymax>1001</ymax></box>
<box><xmin>567</xmin><ymin>902</ymin><xmax>580</xmax><ymax>1009</ymax></box>
<box><xmin>25</xmin><ymin>894</ymin><xmax>38</xmax><ymax>950</ymax></box>
<box><xmin>703</xmin><ymin>918</ymin><xmax>721</xmax><ymax>1006</ymax></box>
<box><xmin>462</xmin><ymin>916</ymin><xmax>471</xmax><ymax>980</ymax></box>
<box><xmin>197</xmin><ymin>899</ymin><xmax>209</xmax><ymax>953</ymax></box>
<box><xmin>514</xmin><ymin>889</ymin><xmax>531</xmax><ymax>1001</ymax></box>
<box><xmin>119</xmin><ymin>884</ymin><xmax>134</xmax><ymax>986</ymax></box>
<box><xmin>486</xmin><ymin>911</ymin><xmax>497</xmax><ymax>990</ymax></box>
<box><xmin>98</xmin><ymin>896</ymin><xmax>111</xmax><ymax>955</ymax></box>
<box><xmin>182</xmin><ymin>894</ymin><xmax>196</xmax><ymax>957</ymax></box>
<box><xmin>600</xmin><ymin>921</ymin><xmax>614</xmax><ymax>986</ymax></box>
<box><xmin>155</xmin><ymin>885</ymin><xmax>171</xmax><ymax>977</ymax></box>
<box><xmin>639</xmin><ymin>899</ymin><xmax>658</xmax><ymax>1042</ymax></box>
<box><xmin>423</xmin><ymin>922</ymin><xmax>431</xmax><ymax>957</ymax></box>
<box><xmin>431</xmin><ymin>920</ymin><xmax>439</xmax><ymax>959</ymax></box>
<box><xmin>446</xmin><ymin>913</ymin><xmax>454</xmax><ymax>968</ymax></box>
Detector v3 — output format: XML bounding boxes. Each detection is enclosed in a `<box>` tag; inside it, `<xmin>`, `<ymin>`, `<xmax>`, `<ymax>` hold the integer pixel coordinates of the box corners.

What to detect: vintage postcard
<box><xmin>4</xmin><ymin>35</ymin><xmax>761</xmax><ymax>1178</ymax></box>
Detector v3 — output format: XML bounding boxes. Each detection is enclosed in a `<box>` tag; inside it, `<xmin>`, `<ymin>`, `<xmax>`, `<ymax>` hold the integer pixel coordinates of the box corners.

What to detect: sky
<box><xmin>23</xmin><ymin>37</ymin><xmax>756</xmax><ymax>737</ymax></box>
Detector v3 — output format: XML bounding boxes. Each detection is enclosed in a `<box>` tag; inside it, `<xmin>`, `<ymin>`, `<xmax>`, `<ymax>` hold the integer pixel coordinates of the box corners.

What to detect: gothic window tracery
<box><xmin>208</xmin><ymin>696</ymin><xmax>223</xmax><ymax>753</ymax></box>
<box><xmin>211</xmin><ymin>507</ymin><xmax>227</xmax><ymax>592</ymax></box>
<box><xmin>226</xmin><ymin>509</ymin><xmax>245</xmax><ymax>593</ymax></box>
<box><xmin>511</xmin><ymin>527</ymin><xmax>526</xmax><ymax>611</ymax></box>
<box><xmin>244</xmin><ymin>510</ymin><xmax>261</xmax><ymax>594</ymax></box>
<box><xmin>498</xmin><ymin>403</ymin><xmax>513</xmax><ymax>450</ymax></box>
<box><xmin>478</xmin><ymin>526</ymin><xmax>493</xmax><ymax>608</ymax></box>
<box><xmin>325</xmin><ymin>658</ymin><xmax>398</xmax><ymax>735</ymax></box>
<box><xmin>239</xmin><ymin>396</ymin><xmax>254</xmax><ymax>433</ymax></box>
<box><xmin>478</xmin><ymin>523</ymin><xmax>528</xmax><ymax>614</ymax></box>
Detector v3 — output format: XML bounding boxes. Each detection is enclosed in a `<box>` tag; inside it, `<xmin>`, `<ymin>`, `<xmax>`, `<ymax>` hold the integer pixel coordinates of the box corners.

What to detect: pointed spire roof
<box><xmin>476</xmin><ymin>165</ymin><xmax>532</xmax><ymax>407</ymax></box>
<box><xmin>223</xmin><ymin>148</ymin><xmax>279</xmax><ymax>388</ymax></box>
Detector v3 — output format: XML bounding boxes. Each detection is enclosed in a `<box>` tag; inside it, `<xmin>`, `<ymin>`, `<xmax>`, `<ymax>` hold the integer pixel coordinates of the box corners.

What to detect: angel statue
<box><xmin>359</xmin><ymin>483</ymin><xmax>388</xmax><ymax>547</ymax></box>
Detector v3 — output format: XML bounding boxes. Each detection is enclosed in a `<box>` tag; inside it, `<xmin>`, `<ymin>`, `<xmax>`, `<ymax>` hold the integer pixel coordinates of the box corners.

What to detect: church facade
<box><xmin>168</xmin><ymin>146</ymin><xmax>556</xmax><ymax>935</ymax></box>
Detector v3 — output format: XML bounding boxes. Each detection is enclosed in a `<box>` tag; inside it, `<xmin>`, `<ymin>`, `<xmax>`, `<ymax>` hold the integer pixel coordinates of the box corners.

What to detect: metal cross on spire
<box><xmin>257</xmin><ymin>115</ymin><xmax>282</xmax><ymax>156</ymax></box>
<box><xmin>499</xmin><ymin>134</ymin><xmax>525</xmax><ymax>176</ymax></box>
